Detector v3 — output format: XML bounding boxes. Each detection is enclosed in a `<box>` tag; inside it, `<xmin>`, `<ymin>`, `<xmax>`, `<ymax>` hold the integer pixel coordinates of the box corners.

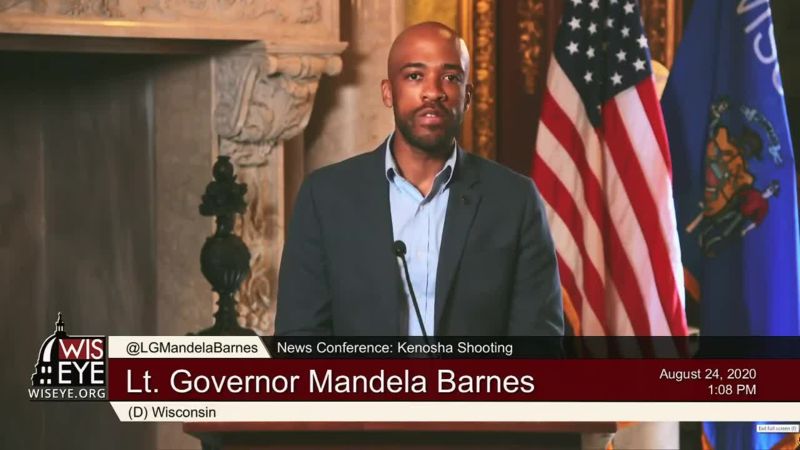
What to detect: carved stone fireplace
<box><xmin>1</xmin><ymin>1</ymin><xmax>345</xmax><ymax>330</ymax></box>
<box><xmin>0</xmin><ymin>1</ymin><xmax>344</xmax><ymax>448</ymax></box>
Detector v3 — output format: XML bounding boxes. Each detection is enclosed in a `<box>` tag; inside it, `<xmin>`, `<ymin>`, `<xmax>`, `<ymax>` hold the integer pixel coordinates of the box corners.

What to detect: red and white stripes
<box><xmin>533</xmin><ymin>60</ymin><xmax>688</xmax><ymax>337</ymax></box>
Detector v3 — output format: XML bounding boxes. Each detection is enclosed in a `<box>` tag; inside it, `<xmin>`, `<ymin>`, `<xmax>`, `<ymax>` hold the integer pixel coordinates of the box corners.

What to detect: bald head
<box><xmin>387</xmin><ymin>22</ymin><xmax>470</xmax><ymax>81</ymax></box>
<box><xmin>381</xmin><ymin>22</ymin><xmax>472</xmax><ymax>158</ymax></box>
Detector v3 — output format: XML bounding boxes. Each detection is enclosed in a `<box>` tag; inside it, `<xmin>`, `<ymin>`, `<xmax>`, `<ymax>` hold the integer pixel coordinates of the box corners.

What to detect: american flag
<box><xmin>532</xmin><ymin>0</ymin><xmax>688</xmax><ymax>336</ymax></box>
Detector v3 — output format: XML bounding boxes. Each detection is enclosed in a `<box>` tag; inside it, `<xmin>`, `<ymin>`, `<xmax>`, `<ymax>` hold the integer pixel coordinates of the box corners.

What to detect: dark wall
<box><xmin>0</xmin><ymin>52</ymin><xmax>157</xmax><ymax>450</ymax></box>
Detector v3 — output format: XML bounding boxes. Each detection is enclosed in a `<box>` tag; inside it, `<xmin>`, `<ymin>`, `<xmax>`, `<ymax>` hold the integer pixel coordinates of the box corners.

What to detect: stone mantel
<box><xmin>0</xmin><ymin>0</ymin><xmax>340</xmax><ymax>42</ymax></box>
<box><xmin>0</xmin><ymin>0</ymin><xmax>345</xmax><ymax>335</ymax></box>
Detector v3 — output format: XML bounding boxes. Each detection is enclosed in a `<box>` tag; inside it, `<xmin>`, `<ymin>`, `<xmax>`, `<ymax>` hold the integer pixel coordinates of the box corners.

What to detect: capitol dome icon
<box><xmin>32</xmin><ymin>313</ymin><xmax>68</xmax><ymax>386</ymax></box>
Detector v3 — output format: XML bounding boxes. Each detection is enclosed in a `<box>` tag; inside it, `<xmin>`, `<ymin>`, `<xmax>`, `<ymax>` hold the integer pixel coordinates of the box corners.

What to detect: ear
<box><xmin>380</xmin><ymin>79</ymin><xmax>393</xmax><ymax>108</ymax></box>
<box><xmin>463</xmin><ymin>82</ymin><xmax>473</xmax><ymax>112</ymax></box>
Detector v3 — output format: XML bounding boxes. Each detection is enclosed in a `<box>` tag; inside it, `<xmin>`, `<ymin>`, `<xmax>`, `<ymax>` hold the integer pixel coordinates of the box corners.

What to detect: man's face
<box><xmin>382</xmin><ymin>28</ymin><xmax>472</xmax><ymax>156</ymax></box>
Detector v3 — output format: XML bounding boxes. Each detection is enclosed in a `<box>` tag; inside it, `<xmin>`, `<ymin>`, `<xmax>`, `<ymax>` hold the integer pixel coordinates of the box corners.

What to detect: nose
<box><xmin>422</xmin><ymin>77</ymin><xmax>447</xmax><ymax>102</ymax></box>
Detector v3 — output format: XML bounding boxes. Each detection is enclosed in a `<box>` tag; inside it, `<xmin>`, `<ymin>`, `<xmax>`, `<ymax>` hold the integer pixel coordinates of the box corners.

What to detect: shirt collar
<box><xmin>384</xmin><ymin>133</ymin><xmax>458</xmax><ymax>190</ymax></box>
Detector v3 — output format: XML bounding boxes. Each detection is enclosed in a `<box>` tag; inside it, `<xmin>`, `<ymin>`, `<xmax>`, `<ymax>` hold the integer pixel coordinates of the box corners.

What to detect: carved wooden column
<box><xmin>640</xmin><ymin>0</ymin><xmax>684</xmax><ymax>68</ymax></box>
<box><xmin>470</xmin><ymin>0</ymin><xmax>497</xmax><ymax>161</ymax></box>
<box><xmin>213</xmin><ymin>43</ymin><xmax>343</xmax><ymax>334</ymax></box>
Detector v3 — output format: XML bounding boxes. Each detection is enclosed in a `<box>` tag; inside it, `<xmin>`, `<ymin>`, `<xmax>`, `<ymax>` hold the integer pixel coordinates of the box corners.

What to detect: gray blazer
<box><xmin>275</xmin><ymin>141</ymin><xmax>563</xmax><ymax>336</ymax></box>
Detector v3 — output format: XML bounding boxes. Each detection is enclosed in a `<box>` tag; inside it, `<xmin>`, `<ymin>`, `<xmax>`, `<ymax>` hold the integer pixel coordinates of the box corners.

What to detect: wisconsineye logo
<box><xmin>31</xmin><ymin>313</ymin><xmax>106</xmax><ymax>387</ymax></box>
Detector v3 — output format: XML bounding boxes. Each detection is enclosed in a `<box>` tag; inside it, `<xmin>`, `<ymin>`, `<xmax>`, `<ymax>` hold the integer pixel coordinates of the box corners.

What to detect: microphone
<box><xmin>393</xmin><ymin>240</ymin><xmax>430</xmax><ymax>343</ymax></box>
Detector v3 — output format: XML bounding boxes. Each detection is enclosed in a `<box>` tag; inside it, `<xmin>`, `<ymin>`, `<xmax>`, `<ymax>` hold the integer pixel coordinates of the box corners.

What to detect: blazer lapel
<box><xmin>434</xmin><ymin>148</ymin><xmax>481</xmax><ymax>332</ymax></box>
<box><xmin>359</xmin><ymin>142</ymin><xmax>406</xmax><ymax>335</ymax></box>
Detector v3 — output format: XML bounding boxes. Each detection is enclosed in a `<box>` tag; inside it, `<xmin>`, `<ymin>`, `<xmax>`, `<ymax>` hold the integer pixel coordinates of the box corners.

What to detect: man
<box><xmin>275</xmin><ymin>22</ymin><xmax>562</xmax><ymax>336</ymax></box>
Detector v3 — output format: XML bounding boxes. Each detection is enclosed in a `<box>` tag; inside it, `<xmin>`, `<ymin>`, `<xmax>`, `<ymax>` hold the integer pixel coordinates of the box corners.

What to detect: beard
<box><xmin>394</xmin><ymin>107</ymin><xmax>462</xmax><ymax>157</ymax></box>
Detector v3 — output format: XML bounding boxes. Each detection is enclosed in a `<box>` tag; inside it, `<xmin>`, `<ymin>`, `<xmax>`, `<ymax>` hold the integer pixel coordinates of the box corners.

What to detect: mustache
<box><xmin>415</xmin><ymin>103</ymin><xmax>451</xmax><ymax>117</ymax></box>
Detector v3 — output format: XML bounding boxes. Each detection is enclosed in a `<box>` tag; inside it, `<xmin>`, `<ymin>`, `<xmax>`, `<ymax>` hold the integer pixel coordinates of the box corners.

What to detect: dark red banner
<box><xmin>107</xmin><ymin>359</ymin><xmax>788</xmax><ymax>402</ymax></box>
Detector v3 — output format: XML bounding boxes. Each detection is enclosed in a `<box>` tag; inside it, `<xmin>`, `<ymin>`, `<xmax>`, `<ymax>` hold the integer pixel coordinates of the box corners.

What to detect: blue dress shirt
<box><xmin>385</xmin><ymin>136</ymin><xmax>457</xmax><ymax>336</ymax></box>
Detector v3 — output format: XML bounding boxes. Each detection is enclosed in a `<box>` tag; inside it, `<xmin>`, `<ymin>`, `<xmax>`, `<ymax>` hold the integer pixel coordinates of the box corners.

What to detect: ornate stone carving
<box><xmin>137</xmin><ymin>0</ymin><xmax>320</xmax><ymax>22</ymax></box>
<box><xmin>473</xmin><ymin>0</ymin><xmax>495</xmax><ymax>160</ymax></box>
<box><xmin>213</xmin><ymin>43</ymin><xmax>342</xmax><ymax>334</ymax></box>
<box><xmin>231</xmin><ymin>163</ymin><xmax>278</xmax><ymax>334</ymax></box>
<box><xmin>59</xmin><ymin>0</ymin><xmax>121</xmax><ymax>17</ymax></box>
<box><xmin>0</xmin><ymin>0</ymin><xmax>321</xmax><ymax>22</ymax></box>
<box><xmin>214</xmin><ymin>47</ymin><xmax>342</xmax><ymax>166</ymax></box>
<box><xmin>517</xmin><ymin>0</ymin><xmax>544</xmax><ymax>95</ymax></box>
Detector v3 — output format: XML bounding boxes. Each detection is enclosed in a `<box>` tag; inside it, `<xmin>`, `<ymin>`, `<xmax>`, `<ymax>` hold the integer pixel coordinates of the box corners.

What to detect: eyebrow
<box><xmin>399</xmin><ymin>62</ymin><xmax>465</xmax><ymax>73</ymax></box>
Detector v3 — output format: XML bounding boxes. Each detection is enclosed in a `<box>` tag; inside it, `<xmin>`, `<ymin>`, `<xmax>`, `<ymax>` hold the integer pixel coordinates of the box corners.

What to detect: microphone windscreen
<box><xmin>393</xmin><ymin>240</ymin><xmax>407</xmax><ymax>257</ymax></box>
